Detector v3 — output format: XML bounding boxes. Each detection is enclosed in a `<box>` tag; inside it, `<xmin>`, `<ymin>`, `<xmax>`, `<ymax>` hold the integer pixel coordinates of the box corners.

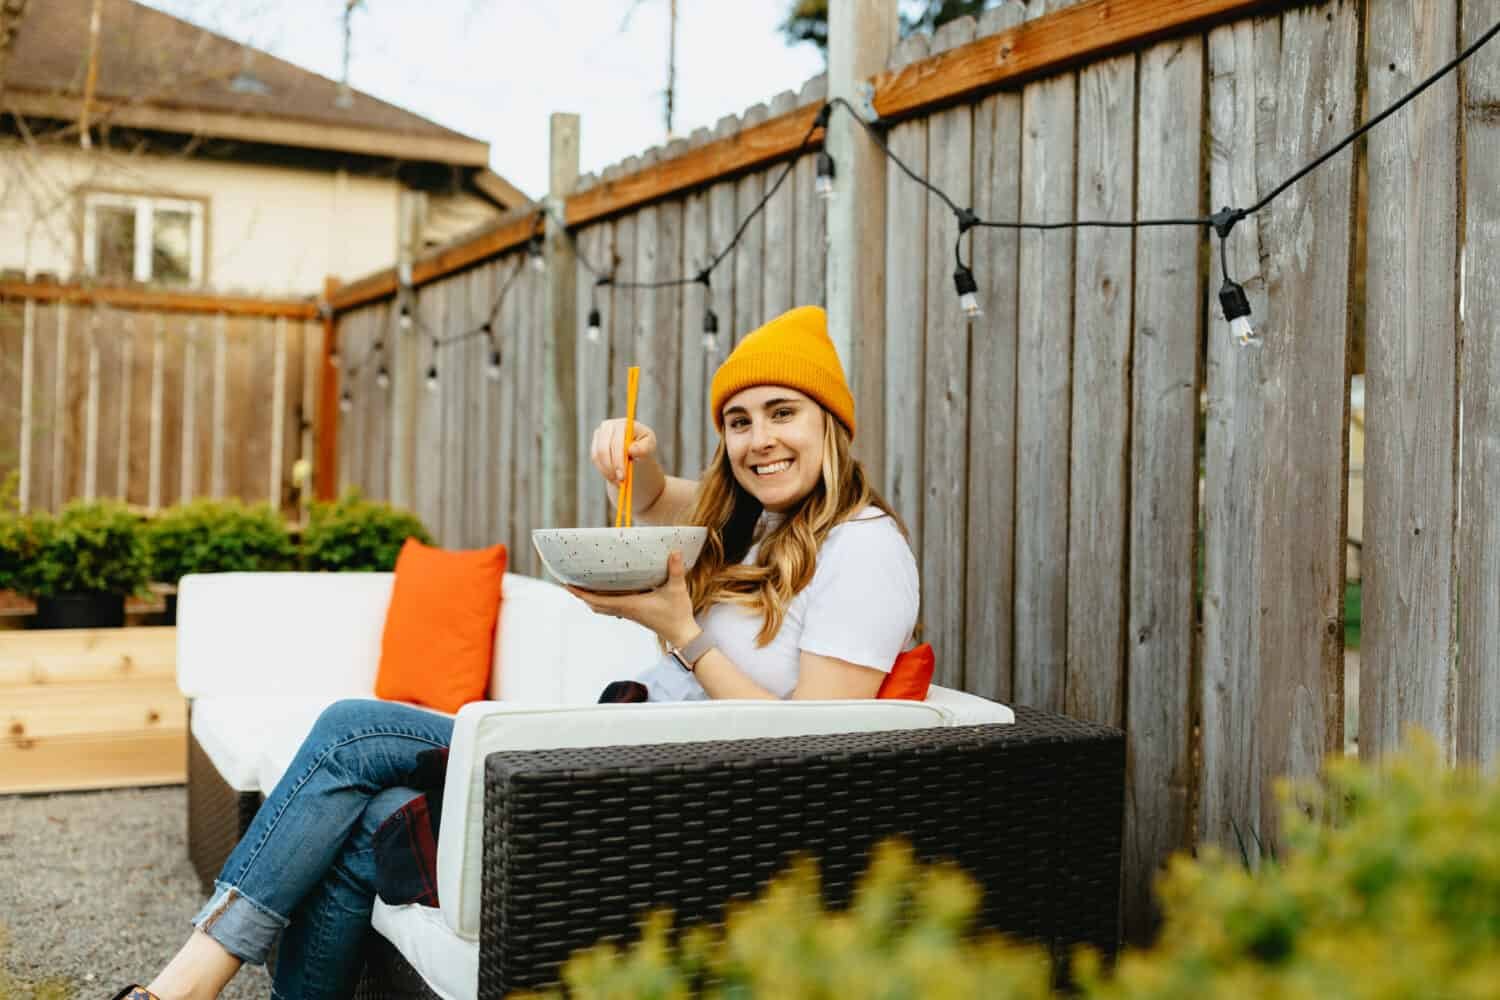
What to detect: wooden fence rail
<box><xmin>296</xmin><ymin>0</ymin><xmax>1500</xmax><ymax>941</ymax></box>
<box><xmin>0</xmin><ymin>284</ymin><xmax>323</xmax><ymax>513</ymax></box>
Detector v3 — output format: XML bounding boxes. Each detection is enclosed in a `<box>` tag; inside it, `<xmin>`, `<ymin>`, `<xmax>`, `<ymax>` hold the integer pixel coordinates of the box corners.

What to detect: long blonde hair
<box><xmin>685</xmin><ymin>410</ymin><xmax>907</xmax><ymax>645</ymax></box>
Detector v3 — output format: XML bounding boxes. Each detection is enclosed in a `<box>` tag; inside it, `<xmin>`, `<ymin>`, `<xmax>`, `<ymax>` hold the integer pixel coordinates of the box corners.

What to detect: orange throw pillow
<box><xmin>376</xmin><ymin>538</ymin><xmax>507</xmax><ymax>714</ymax></box>
<box><xmin>876</xmin><ymin>643</ymin><xmax>934</xmax><ymax>700</ymax></box>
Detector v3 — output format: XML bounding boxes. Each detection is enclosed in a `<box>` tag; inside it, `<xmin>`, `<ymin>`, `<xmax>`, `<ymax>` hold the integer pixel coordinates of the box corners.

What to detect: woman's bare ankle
<box><xmin>146</xmin><ymin>929</ymin><xmax>242</xmax><ymax>1000</ymax></box>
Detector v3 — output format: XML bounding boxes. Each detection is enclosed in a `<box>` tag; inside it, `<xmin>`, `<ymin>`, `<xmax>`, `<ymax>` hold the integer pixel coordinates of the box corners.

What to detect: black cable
<box><xmin>1244</xmin><ymin>15</ymin><xmax>1500</xmax><ymax>217</ymax></box>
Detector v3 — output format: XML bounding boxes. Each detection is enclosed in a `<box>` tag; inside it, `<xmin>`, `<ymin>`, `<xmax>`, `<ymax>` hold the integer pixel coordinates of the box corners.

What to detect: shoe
<box><xmin>109</xmin><ymin>988</ymin><xmax>161</xmax><ymax>1000</ymax></box>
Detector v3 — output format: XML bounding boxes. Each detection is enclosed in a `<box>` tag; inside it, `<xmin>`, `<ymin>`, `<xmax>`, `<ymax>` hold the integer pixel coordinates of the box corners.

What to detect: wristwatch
<box><xmin>666</xmin><ymin>630</ymin><xmax>716</xmax><ymax>673</ymax></box>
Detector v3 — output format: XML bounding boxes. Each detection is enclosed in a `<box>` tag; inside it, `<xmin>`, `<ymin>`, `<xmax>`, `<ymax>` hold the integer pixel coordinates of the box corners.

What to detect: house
<box><xmin>0</xmin><ymin>0</ymin><xmax>529</xmax><ymax>296</ymax></box>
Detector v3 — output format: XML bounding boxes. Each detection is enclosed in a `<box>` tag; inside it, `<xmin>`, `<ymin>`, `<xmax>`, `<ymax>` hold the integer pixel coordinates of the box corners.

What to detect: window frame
<box><xmin>80</xmin><ymin>189</ymin><xmax>209</xmax><ymax>286</ymax></box>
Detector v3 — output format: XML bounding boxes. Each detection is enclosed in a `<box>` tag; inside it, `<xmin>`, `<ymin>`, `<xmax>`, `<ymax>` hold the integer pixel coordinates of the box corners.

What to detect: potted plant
<box><xmin>145</xmin><ymin>499</ymin><xmax>296</xmax><ymax>622</ymax></box>
<box><xmin>16</xmin><ymin>500</ymin><xmax>151</xmax><ymax>629</ymax></box>
<box><xmin>300</xmin><ymin>489</ymin><xmax>432</xmax><ymax>572</ymax></box>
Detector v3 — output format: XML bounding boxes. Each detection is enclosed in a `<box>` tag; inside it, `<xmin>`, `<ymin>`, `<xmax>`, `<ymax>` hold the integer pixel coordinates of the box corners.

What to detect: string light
<box><xmin>815</xmin><ymin>150</ymin><xmax>835</xmax><ymax>200</ymax></box>
<box><xmin>702</xmin><ymin>307</ymin><xmax>720</xmax><ymax>351</ymax></box>
<box><xmin>953</xmin><ymin>263</ymin><xmax>981</xmax><ymax>319</ymax></box>
<box><xmin>328</xmin><ymin>349</ymin><xmax>341</xmax><ymax>368</ymax></box>
<box><xmin>339</xmin><ymin>389</ymin><xmax>353</xmax><ymax>413</ymax></box>
<box><xmin>332</xmin><ymin>17</ymin><xmax>1499</xmax><ymax>406</ymax></box>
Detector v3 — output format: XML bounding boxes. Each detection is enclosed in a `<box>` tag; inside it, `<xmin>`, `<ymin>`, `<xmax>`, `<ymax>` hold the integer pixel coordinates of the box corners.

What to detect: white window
<box><xmin>82</xmin><ymin>192</ymin><xmax>205</xmax><ymax>286</ymax></box>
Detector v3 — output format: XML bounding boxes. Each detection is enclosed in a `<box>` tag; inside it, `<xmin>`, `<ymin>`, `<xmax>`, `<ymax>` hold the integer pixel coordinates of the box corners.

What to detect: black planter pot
<box><xmin>32</xmin><ymin>592</ymin><xmax>127</xmax><ymax>629</ymax></box>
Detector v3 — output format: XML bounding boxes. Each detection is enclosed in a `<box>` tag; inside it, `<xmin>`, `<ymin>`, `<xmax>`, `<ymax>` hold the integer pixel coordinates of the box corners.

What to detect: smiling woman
<box><xmin>581</xmin><ymin>305</ymin><xmax>918</xmax><ymax>703</ymax></box>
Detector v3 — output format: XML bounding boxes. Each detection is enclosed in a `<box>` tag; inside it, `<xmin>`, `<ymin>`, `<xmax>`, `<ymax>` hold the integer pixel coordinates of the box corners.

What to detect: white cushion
<box><xmin>436</xmin><ymin>698</ymin><xmax>953</xmax><ymax>941</ymax></box>
<box><xmin>372</xmin><ymin>899</ymin><xmax>476</xmax><ymax>1000</ymax></box>
<box><xmin>492</xmin><ymin>574</ymin><xmax>662</xmax><ymax>704</ymax></box>
<box><xmin>191</xmin><ymin>696</ymin><xmax>339</xmax><ymax>793</ymax></box>
<box><xmin>920</xmin><ymin>685</ymin><xmax>1016</xmax><ymax>726</ymax></box>
<box><xmin>177</xmin><ymin>572</ymin><xmax>391</xmax><ymax>699</ymax></box>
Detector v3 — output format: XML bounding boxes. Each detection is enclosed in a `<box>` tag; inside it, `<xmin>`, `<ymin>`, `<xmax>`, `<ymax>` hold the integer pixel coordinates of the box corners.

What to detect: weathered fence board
<box><xmin>963</xmin><ymin>2</ymin><xmax>1024</xmax><ymax>704</ymax></box>
<box><xmin>919</xmin><ymin>17</ymin><xmax>976</xmax><ymax>691</ymax></box>
<box><xmin>678</xmin><ymin>184</ymin><xmax>712</xmax><ymax>482</ymax></box>
<box><xmin>882</xmin><ymin>33</ymin><xmax>931</xmax><ymax>573</ymax></box>
<box><xmin>1362</xmin><ymin>0</ymin><xmax>1460</xmax><ymax>758</ymax></box>
<box><xmin>1066</xmin><ymin>48</ymin><xmax>1136</xmax><ymax>729</ymax></box>
<box><xmin>577</xmin><ymin>222</ymin><xmax>614</xmax><ymax>525</ymax></box>
<box><xmin>1201</xmin><ymin>13</ymin><xmax>1274</xmax><ymax>858</ymax></box>
<box><xmin>1012</xmin><ymin>0</ymin><xmax>1080</xmax><ymax>714</ymax></box>
<box><xmin>762</xmin><ymin>90</ymin><xmax>800</xmax><ymax>321</ymax></box>
<box><xmin>1459</xmin><ymin>2</ymin><xmax>1500</xmax><ymax>769</ymax></box>
<box><xmin>732</xmin><ymin>105</ymin><xmax>770</xmax><ymax>348</ymax></box>
<box><xmin>1126</xmin><ymin>32</ymin><xmax>1204</xmax><ymax>934</ymax></box>
<box><xmin>703</xmin><ymin>116</ymin><xmax>741</xmax><ymax>469</ymax></box>
<box><xmin>1255</xmin><ymin>0</ymin><xmax>1355</xmax><ymax>815</ymax></box>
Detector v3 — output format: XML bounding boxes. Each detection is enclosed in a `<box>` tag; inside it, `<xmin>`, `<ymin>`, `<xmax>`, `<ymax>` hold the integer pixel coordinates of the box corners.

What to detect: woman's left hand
<box><xmin>566</xmin><ymin>551</ymin><xmax>699</xmax><ymax>647</ymax></box>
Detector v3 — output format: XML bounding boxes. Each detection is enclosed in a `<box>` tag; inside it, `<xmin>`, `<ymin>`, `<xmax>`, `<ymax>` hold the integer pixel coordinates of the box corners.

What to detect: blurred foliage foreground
<box><xmin>521</xmin><ymin>732</ymin><xmax>1500</xmax><ymax>1000</ymax></box>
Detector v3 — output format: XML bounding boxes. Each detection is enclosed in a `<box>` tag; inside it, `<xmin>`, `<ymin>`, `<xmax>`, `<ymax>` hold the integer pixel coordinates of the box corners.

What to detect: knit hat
<box><xmin>709</xmin><ymin>306</ymin><xmax>856</xmax><ymax>437</ymax></box>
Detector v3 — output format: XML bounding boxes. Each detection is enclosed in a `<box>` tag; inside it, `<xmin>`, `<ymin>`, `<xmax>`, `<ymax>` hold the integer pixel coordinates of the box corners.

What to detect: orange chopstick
<box><xmin>615</xmin><ymin>366</ymin><xmax>641</xmax><ymax>528</ymax></box>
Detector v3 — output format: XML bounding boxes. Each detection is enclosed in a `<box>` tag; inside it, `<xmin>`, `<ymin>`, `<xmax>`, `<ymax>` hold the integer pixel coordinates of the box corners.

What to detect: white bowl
<box><xmin>531</xmin><ymin>526</ymin><xmax>709</xmax><ymax>593</ymax></box>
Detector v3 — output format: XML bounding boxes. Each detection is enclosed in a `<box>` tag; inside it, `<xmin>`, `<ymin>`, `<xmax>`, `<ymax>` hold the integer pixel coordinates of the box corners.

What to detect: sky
<box><xmin>139</xmin><ymin>1</ymin><xmax>830</xmax><ymax>199</ymax></box>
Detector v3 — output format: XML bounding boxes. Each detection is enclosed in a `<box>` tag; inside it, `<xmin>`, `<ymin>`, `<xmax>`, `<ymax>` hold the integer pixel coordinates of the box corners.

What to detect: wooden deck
<box><xmin>0</xmin><ymin>626</ymin><xmax>184</xmax><ymax>795</ymax></box>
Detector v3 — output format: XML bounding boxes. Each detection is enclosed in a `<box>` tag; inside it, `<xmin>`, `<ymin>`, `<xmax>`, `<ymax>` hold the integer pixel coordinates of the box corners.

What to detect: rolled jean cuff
<box><xmin>192</xmin><ymin>881</ymin><xmax>289</xmax><ymax>966</ymax></box>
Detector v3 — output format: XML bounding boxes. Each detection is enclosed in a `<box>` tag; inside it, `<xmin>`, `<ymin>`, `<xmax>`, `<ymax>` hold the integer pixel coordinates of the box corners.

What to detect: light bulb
<box><xmin>398</xmin><ymin>306</ymin><xmax>413</xmax><ymax>332</ymax></box>
<box><xmin>1231</xmin><ymin>316</ymin><xmax>1259</xmax><ymax>348</ymax></box>
<box><xmin>702</xmin><ymin>307</ymin><xmax>720</xmax><ymax>351</ymax></box>
<box><xmin>425</xmin><ymin>365</ymin><xmax>439</xmax><ymax>392</ymax></box>
<box><xmin>528</xmin><ymin>237</ymin><xmax>546</xmax><ymax>273</ymax></box>
<box><xmin>953</xmin><ymin>264</ymin><xmax>982</xmax><ymax>319</ymax></box>
<box><xmin>375</xmin><ymin>366</ymin><xmax>390</xmax><ymax>390</ymax></box>
<box><xmin>339</xmin><ymin>391</ymin><xmax>352</xmax><ymax>413</ymax></box>
<box><xmin>586</xmin><ymin>307</ymin><xmax>602</xmax><ymax>343</ymax></box>
<box><xmin>486</xmin><ymin>350</ymin><xmax>502</xmax><ymax>380</ymax></box>
<box><xmin>327</xmin><ymin>350</ymin><xmax>341</xmax><ymax>368</ymax></box>
<box><xmin>815</xmin><ymin>150</ymin><xmax>836</xmax><ymax>201</ymax></box>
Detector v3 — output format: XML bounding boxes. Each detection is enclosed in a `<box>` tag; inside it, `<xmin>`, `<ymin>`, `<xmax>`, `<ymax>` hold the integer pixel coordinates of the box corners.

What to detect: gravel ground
<box><xmin>0</xmin><ymin>785</ymin><xmax>272</xmax><ymax>999</ymax></box>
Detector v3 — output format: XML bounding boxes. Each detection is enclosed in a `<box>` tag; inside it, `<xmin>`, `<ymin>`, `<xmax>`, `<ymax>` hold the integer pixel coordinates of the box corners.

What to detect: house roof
<box><xmin>3</xmin><ymin>0</ymin><xmax>524</xmax><ymax>193</ymax></box>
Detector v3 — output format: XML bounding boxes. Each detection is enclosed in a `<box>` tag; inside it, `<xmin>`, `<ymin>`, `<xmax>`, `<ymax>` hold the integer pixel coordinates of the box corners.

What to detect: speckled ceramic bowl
<box><xmin>531</xmin><ymin>526</ymin><xmax>709</xmax><ymax>593</ymax></box>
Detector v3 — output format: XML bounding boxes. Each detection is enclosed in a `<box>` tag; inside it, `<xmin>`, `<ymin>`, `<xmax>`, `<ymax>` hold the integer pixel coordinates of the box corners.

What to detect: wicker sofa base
<box><xmin>186</xmin><ymin>711</ymin><xmax>261</xmax><ymax>893</ymax></box>
<box><xmin>478</xmin><ymin>707</ymin><xmax>1124</xmax><ymax>996</ymax></box>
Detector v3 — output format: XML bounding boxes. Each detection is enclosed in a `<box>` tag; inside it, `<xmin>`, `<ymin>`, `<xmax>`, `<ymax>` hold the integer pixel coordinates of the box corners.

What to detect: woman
<box><xmin>117</xmin><ymin>305</ymin><xmax>917</xmax><ymax>1000</ymax></box>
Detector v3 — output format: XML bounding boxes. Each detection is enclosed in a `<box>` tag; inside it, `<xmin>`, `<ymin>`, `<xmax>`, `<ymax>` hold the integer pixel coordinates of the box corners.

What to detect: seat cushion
<box><xmin>372</xmin><ymin>899</ymin><xmax>476</xmax><ymax>1000</ymax></box>
<box><xmin>191</xmin><ymin>695</ymin><xmax>340</xmax><ymax>793</ymax></box>
<box><xmin>378</xmin><ymin>540</ymin><xmax>507</xmax><ymax>714</ymax></box>
<box><xmin>921</xmin><ymin>684</ymin><xmax>1016</xmax><ymax>726</ymax></box>
<box><xmin>436</xmin><ymin>698</ymin><xmax>954</xmax><ymax>940</ymax></box>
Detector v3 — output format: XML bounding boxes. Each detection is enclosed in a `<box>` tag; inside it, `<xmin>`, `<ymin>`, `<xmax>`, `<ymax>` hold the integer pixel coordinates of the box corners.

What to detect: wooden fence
<box><xmin>0</xmin><ymin>282</ymin><xmax>323</xmax><ymax>513</ymax></box>
<box><xmin>324</xmin><ymin>0</ymin><xmax>1497</xmax><ymax>938</ymax></box>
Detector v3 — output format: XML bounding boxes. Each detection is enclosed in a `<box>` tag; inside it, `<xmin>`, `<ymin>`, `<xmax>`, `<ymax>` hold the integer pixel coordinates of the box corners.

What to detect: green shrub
<box><xmin>1081</xmin><ymin>732</ymin><xmax>1500</xmax><ymax>1000</ymax></box>
<box><xmin>12</xmin><ymin>500</ymin><xmax>150</xmax><ymax>599</ymax></box>
<box><xmin>300</xmin><ymin>489</ymin><xmax>432</xmax><ymax>572</ymax></box>
<box><xmin>145</xmin><ymin>499</ymin><xmax>296</xmax><ymax>582</ymax></box>
<box><xmin>516</xmin><ymin>840</ymin><xmax>1054</xmax><ymax>1000</ymax></box>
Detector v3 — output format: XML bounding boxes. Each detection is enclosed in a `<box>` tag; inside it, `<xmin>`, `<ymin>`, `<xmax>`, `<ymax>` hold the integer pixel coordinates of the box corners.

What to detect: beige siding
<box><xmin>0</xmin><ymin>143</ymin><xmax>402</xmax><ymax>295</ymax></box>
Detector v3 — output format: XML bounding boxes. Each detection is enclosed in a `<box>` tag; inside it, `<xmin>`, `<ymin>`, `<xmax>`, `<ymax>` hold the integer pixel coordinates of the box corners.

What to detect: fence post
<box><xmin>826</xmin><ymin>0</ymin><xmax>896</xmax><ymax>484</ymax></box>
<box><xmin>389</xmin><ymin>190</ymin><xmax>422</xmax><ymax>510</ymax></box>
<box><xmin>316</xmin><ymin>275</ymin><xmax>341</xmax><ymax>502</ymax></box>
<box><xmin>544</xmin><ymin>113</ymin><xmax>581</xmax><ymax>530</ymax></box>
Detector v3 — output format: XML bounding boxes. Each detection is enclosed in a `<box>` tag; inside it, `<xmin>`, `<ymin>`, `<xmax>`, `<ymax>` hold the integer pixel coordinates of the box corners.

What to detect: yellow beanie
<box><xmin>709</xmin><ymin>306</ymin><xmax>855</xmax><ymax>437</ymax></box>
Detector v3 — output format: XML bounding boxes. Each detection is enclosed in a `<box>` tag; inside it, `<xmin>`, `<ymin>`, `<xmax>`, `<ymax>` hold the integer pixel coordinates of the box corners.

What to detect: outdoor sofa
<box><xmin>176</xmin><ymin>571</ymin><xmax>1125</xmax><ymax>998</ymax></box>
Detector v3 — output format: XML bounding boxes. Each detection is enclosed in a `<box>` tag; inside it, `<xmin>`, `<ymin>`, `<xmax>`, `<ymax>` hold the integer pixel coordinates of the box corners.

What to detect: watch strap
<box><xmin>669</xmin><ymin>629</ymin><xmax>716</xmax><ymax>672</ymax></box>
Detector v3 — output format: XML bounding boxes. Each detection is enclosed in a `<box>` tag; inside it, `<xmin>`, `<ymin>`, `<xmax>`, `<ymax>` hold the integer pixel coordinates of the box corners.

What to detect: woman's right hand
<box><xmin>590</xmin><ymin>418</ymin><xmax>662</xmax><ymax>487</ymax></box>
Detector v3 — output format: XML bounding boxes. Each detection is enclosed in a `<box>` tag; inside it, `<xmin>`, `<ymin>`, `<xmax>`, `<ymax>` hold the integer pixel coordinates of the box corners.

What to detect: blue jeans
<box><xmin>192</xmin><ymin>699</ymin><xmax>454</xmax><ymax>1000</ymax></box>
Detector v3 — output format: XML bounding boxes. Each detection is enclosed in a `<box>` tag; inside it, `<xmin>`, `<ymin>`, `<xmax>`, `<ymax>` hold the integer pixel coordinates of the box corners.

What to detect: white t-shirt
<box><xmin>694</xmin><ymin>505</ymin><xmax>920</xmax><ymax>699</ymax></box>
